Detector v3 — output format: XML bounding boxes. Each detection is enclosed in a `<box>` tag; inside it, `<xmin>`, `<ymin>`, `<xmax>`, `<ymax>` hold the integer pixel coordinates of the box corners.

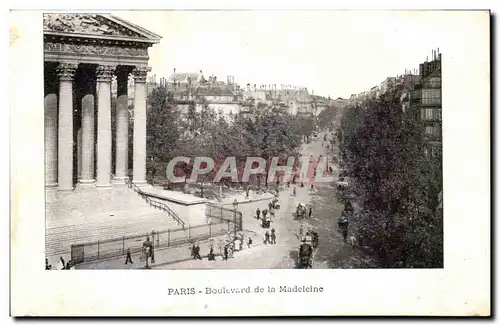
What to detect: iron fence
<box><xmin>71</xmin><ymin>221</ymin><xmax>234</xmax><ymax>264</ymax></box>
<box><xmin>205</xmin><ymin>203</ymin><xmax>243</xmax><ymax>231</ymax></box>
<box><xmin>71</xmin><ymin>203</ymin><xmax>243</xmax><ymax>264</ymax></box>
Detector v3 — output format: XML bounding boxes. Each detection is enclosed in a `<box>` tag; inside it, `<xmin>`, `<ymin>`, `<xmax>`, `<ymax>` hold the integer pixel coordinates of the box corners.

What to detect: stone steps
<box><xmin>45</xmin><ymin>186</ymin><xmax>186</xmax><ymax>260</ymax></box>
<box><xmin>45</xmin><ymin>212</ymin><xmax>180</xmax><ymax>258</ymax></box>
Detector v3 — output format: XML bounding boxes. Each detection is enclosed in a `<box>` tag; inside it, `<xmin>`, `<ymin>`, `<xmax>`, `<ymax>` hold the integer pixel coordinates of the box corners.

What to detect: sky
<box><xmin>114</xmin><ymin>11</ymin><xmax>471</xmax><ymax>98</ymax></box>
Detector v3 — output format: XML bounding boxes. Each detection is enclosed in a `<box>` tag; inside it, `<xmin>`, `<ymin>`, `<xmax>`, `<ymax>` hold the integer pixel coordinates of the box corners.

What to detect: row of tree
<box><xmin>144</xmin><ymin>87</ymin><xmax>316</xmax><ymax>186</ymax></box>
<box><xmin>336</xmin><ymin>87</ymin><xmax>443</xmax><ymax>268</ymax></box>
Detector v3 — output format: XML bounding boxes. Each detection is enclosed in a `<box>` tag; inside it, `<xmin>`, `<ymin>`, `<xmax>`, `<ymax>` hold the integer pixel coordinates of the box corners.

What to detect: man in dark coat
<box><xmin>125</xmin><ymin>248</ymin><xmax>133</xmax><ymax>265</ymax></box>
<box><xmin>264</xmin><ymin>231</ymin><xmax>270</xmax><ymax>245</ymax></box>
<box><xmin>143</xmin><ymin>237</ymin><xmax>153</xmax><ymax>268</ymax></box>
<box><xmin>270</xmin><ymin>228</ymin><xmax>277</xmax><ymax>245</ymax></box>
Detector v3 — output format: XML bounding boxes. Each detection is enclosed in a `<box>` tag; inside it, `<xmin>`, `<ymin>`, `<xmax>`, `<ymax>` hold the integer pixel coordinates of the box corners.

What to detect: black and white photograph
<box><xmin>10</xmin><ymin>6</ymin><xmax>490</xmax><ymax>316</ymax></box>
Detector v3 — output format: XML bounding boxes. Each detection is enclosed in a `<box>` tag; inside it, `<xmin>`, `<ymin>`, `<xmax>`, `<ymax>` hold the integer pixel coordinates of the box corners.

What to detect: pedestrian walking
<box><xmin>125</xmin><ymin>248</ymin><xmax>133</xmax><ymax>264</ymax></box>
<box><xmin>191</xmin><ymin>243</ymin><xmax>197</xmax><ymax>259</ymax></box>
<box><xmin>309</xmin><ymin>206</ymin><xmax>313</xmax><ymax>218</ymax></box>
<box><xmin>310</xmin><ymin>183</ymin><xmax>315</xmax><ymax>191</ymax></box>
<box><xmin>292</xmin><ymin>187</ymin><xmax>297</xmax><ymax>197</ymax></box>
<box><xmin>247</xmin><ymin>237</ymin><xmax>253</xmax><ymax>248</ymax></box>
<box><xmin>287</xmin><ymin>181</ymin><xmax>290</xmax><ymax>188</ymax></box>
<box><xmin>262</xmin><ymin>209</ymin><xmax>268</xmax><ymax>219</ymax></box>
<box><xmin>256</xmin><ymin>208</ymin><xmax>261</xmax><ymax>220</ymax></box>
<box><xmin>59</xmin><ymin>256</ymin><xmax>65</xmax><ymax>270</ymax></box>
<box><xmin>195</xmin><ymin>243</ymin><xmax>202</xmax><ymax>260</ymax></box>
<box><xmin>208</xmin><ymin>245</ymin><xmax>216</xmax><ymax>261</ymax></box>
<box><xmin>143</xmin><ymin>237</ymin><xmax>153</xmax><ymax>268</ymax></box>
<box><xmin>264</xmin><ymin>231</ymin><xmax>270</xmax><ymax>245</ymax></box>
<box><xmin>270</xmin><ymin>228</ymin><xmax>276</xmax><ymax>245</ymax></box>
<box><xmin>223</xmin><ymin>246</ymin><xmax>229</xmax><ymax>260</ymax></box>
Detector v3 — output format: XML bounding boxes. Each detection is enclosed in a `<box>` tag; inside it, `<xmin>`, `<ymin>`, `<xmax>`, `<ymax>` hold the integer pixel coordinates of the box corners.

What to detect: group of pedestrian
<box><xmin>191</xmin><ymin>243</ymin><xmax>203</xmax><ymax>260</ymax></box>
<box><xmin>264</xmin><ymin>228</ymin><xmax>277</xmax><ymax>245</ymax></box>
<box><xmin>49</xmin><ymin>256</ymin><xmax>75</xmax><ymax>270</ymax></box>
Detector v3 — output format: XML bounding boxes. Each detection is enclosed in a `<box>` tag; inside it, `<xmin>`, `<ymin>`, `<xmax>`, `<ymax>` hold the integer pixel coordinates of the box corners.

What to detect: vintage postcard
<box><xmin>10</xmin><ymin>8</ymin><xmax>490</xmax><ymax>316</ymax></box>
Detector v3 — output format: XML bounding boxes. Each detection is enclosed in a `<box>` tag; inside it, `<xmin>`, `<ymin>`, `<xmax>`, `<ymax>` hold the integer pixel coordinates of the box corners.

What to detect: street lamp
<box><xmin>232</xmin><ymin>199</ymin><xmax>239</xmax><ymax>239</ymax></box>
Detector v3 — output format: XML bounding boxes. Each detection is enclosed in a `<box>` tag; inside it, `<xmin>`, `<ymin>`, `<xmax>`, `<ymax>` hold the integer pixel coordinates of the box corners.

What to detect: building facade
<box><xmin>44</xmin><ymin>13</ymin><xmax>161</xmax><ymax>190</ymax></box>
<box><xmin>410</xmin><ymin>52</ymin><xmax>442</xmax><ymax>157</ymax></box>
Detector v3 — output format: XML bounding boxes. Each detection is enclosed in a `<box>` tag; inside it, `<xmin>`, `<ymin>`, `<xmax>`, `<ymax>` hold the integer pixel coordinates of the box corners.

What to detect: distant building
<box><xmin>410</xmin><ymin>50</ymin><xmax>442</xmax><ymax>157</ymax></box>
<box><xmin>162</xmin><ymin>70</ymin><xmax>242</xmax><ymax>120</ymax></box>
<box><xmin>379</xmin><ymin>77</ymin><xmax>397</xmax><ymax>96</ymax></box>
<box><xmin>311</xmin><ymin>95</ymin><xmax>331</xmax><ymax>116</ymax></box>
<box><xmin>369</xmin><ymin>85</ymin><xmax>380</xmax><ymax>99</ymax></box>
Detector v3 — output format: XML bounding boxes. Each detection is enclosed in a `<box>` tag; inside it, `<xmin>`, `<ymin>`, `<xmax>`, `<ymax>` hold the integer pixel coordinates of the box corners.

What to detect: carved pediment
<box><xmin>43</xmin><ymin>13</ymin><xmax>159</xmax><ymax>41</ymax></box>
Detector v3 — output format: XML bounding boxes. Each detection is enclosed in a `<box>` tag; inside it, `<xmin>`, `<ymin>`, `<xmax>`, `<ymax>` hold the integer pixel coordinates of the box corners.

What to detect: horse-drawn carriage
<box><xmin>269</xmin><ymin>197</ymin><xmax>280</xmax><ymax>210</ymax></box>
<box><xmin>261</xmin><ymin>215</ymin><xmax>272</xmax><ymax>228</ymax></box>
<box><xmin>294</xmin><ymin>203</ymin><xmax>308</xmax><ymax>220</ymax></box>
<box><xmin>297</xmin><ymin>231</ymin><xmax>319</xmax><ymax>268</ymax></box>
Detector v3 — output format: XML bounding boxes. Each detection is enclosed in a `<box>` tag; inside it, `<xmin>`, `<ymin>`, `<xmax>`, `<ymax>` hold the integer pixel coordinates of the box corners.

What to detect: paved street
<box><xmin>76</xmin><ymin>133</ymin><xmax>377</xmax><ymax>269</ymax></box>
<box><xmin>158</xmin><ymin>132</ymin><xmax>377</xmax><ymax>269</ymax></box>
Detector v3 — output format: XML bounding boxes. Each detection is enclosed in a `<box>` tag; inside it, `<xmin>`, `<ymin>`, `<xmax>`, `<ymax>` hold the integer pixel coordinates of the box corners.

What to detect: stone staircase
<box><xmin>45</xmin><ymin>186</ymin><xmax>184</xmax><ymax>263</ymax></box>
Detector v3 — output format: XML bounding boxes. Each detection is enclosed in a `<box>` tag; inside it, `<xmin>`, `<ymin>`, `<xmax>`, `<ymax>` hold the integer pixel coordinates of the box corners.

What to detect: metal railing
<box><xmin>70</xmin><ymin>196</ymin><xmax>244</xmax><ymax>265</ymax></box>
<box><xmin>205</xmin><ymin>203</ymin><xmax>243</xmax><ymax>231</ymax></box>
<box><xmin>127</xmin><ymin>179</ymin><xmax>186</xmax><ymax>229</ymax></box>
<box><xmin>70</xmin><ymin>221</ymin><xmax>237</xmax><ymax>264</ymax></box>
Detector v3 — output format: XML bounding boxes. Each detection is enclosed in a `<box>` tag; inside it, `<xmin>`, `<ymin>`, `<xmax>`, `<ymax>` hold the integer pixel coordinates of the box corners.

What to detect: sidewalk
<box><xmin>76</xmin><ymin>234</ymin><xmax>234</xmax><ymax>269</ymax></box>
<box><xmin>209</xmin><ymin>190</ymin><xmax>276</xmax><ymax>206</ymax></box>
<box><xmin>76</xmin><ymin>185</ymin><xmax>310</xmax><ymax>270</ymax></box>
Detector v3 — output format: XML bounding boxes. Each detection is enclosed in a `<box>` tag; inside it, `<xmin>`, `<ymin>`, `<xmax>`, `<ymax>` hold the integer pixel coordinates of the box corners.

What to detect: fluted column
<box><xmin>78</xmin><ymin>85</ymin><xmax>95</xmax><ymax>186</ymax></box>
<box><xmin>95</xmin><ymin>65</ymin><xmax>115</xmax><ymax>189</ymax></box>
<box><xmin>57</xmin><ymin>63</ymin><xmax>77</xmax><ymax>191</ymax></box>
<box><xmin>114</xmin><ymin>69</ymin><xmax>130</xmax><ymax>184</ymax></box>
<box><xmin>132</xmin><ymin>67</ymin><xmax>149</xmax><ymax>186</ymax></box>
<box><xmin>78</xmin><ymin>77</ymin><xmax>95</xmax><ymax>186</ymax></box>
<box><xmin>44</xmin><ymin>92</ymin><xmax>58</xmax><ymax>188</ymax></box>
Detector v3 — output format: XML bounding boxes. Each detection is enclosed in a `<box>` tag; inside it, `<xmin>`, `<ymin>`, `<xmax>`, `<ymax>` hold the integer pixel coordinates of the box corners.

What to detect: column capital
<box><xmin>96</xmin><ymin>65</ymin><xmax>116</xmax><ymax>82</ymax></box>
<box><xmin>57</xmin><ymin>63</ymin><xmax>77</xmax><ymax>81</ymax></box>
<box><xmin>132</xmin><ymin>66</ymin><xmax>150</xmax><ymax>83</ymax></box>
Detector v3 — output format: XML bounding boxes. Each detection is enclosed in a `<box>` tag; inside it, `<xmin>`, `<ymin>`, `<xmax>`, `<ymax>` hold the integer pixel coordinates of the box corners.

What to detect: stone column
<box><xmin>114</xmin><ymin>69</ymin><xmax>130</xmax><ymax>184</ymax></box>
<box><xmin>132</xmin><ymin>67</ymin><xmax>149</xmax><ymax>186</ymax></box>
<box><xmin>78</xmin><ymin>83</ymin><xmax>96</xmax><ymax>186</ymax></box>
<box><xmin>44</xmin><ymin>92</ymin><xmax>58</xmax><ymax>188</ymax></box>
<box><xmin>56</xmin><ymin>63</ymin><xmax>77</xmax><ymax>191</ymax></box>
<box><xmin>77</xmin><ymin>128</ymin><xmax>82</xmax><ymax>180</ymax></box>
<box><xmin>95</xmin><ymin>65</ymin><xmax>115</xmax><ymax>189</ymax></box>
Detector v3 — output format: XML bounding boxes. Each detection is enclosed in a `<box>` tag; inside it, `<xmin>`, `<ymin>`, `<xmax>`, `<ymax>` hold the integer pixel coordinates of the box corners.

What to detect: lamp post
<box><xmin>233</xmin><ymin>199</ymin><xmax>239</xmax><ymax>239</ymax></box>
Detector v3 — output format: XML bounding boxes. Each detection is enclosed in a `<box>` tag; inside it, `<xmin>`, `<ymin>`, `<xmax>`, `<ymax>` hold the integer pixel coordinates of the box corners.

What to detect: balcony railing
<box><xmin>422</xmin><ymin>98</ymin><xmax>442</xmax><ymax>105</ymax></box>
